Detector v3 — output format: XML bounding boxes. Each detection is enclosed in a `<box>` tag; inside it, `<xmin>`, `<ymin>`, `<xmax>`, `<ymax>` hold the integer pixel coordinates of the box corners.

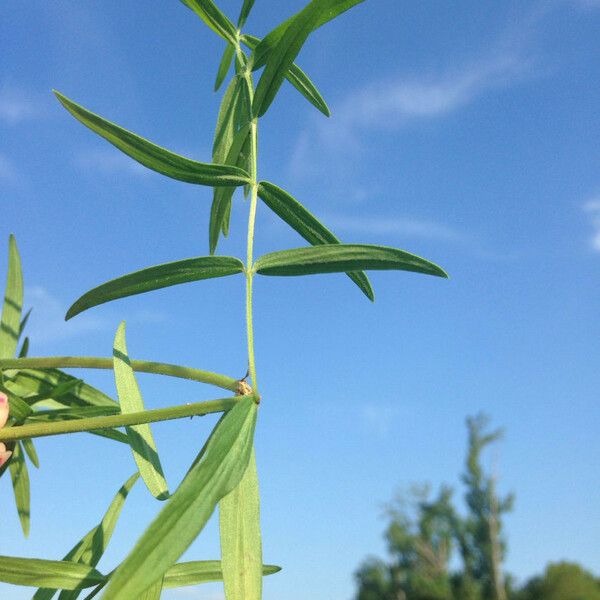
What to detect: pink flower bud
<box><xmin>0</xmin><ymin>392</ymin><xmax>8</xmax><ymax>430</ymax></box>
<box><xmin>0</xmin><ymin>442</ymin><xmax>12</xmax><ymax>467</ymax></box>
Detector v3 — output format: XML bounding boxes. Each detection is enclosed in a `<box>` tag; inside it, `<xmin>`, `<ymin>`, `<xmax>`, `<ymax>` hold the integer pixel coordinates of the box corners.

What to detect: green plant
<box><xmin>0</xmin><ymin>1</ymin><xmax>447</xmax><ymax>598</ymax></box>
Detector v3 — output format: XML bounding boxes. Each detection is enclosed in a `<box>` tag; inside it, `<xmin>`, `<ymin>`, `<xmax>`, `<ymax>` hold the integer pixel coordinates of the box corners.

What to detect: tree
<box><xmin>516</xmin><ymin>562</ymin><xmax>600</xmax><ymax>600</ymax></box>
<box><xmin>354</xmin><ymin>415</ymin><xmax>512</xmax><ymax>600</ymax></box>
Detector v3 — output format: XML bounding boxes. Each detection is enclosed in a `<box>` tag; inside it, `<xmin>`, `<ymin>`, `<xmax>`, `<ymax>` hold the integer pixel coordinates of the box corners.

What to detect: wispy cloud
<box><xmin>583</xmin><ymin>198</ymin><xmax>600</xmax><ymax>252</ymax></box>
<box><xmin>74</xmin><ymin>148</ymin><xmax>149</xmax><ymax>177</ymax></box>
<box><xmin>362</xmin><ymin>402</ymin><xmax>403</xmax><ymax>438</ymax></box>
<box><xmin>24</xmin><ymin>286</ymin><xmax>167</xmax><ymax>346</ymax></box>
<box><xmin>326</xmin><ymin>214</ymin><xmax>464</xmax><ymax>243</ymax></box>
<box><xmin>0</xmin><ymin>153</ymin><xmax>19</xmax><ymax>183</ymax></box>
<box><xmin>0</xmin><ymin>83</ymin><xmax>45</xmax><ymax>125</ymax></box>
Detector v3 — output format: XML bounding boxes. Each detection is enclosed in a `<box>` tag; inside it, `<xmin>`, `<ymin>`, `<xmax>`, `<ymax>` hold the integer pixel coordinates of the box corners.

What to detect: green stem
<box><xmin>0</xmin><ymin>396</ymin><xmax>246</xmax><ymax>442</ymax></box>
<box><xmin>0</xmin><ymin>357</ymin><xmax>239</xmax><ymax>392</ymax></box>
<box><xmin>245</xmin><ymin>72</ymin><xmax>260</xmax><ymax>396</ymax></box>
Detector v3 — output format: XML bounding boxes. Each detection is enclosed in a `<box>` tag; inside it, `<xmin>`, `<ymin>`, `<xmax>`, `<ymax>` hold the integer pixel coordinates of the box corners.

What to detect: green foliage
<box><xmin>516</xmin><ymin>562</ymin><xmax>600</xmax><ymax>600</ymax></box>
<box><xmin>1</xmin><ymin>1</ymin><xmax>451</xmax><ymax>598</ymax></box>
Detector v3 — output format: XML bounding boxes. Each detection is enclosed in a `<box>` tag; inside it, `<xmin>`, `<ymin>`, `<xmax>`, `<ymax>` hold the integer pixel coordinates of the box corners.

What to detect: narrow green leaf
<box><xmin>0</xmin><ymin>556</ymin><xmax>103</xmax><ymax>590</ymax></box>
<box><xmin>54</xmin><ymin>91</ymin><xmax>250</xmax><ymax>187</ymax></box>
<box><xmin>0</xmin><ymin>234</ymin><xmax>23</xmax><ymax>359</ymax></box>
<box><xmin>9</xmin><ymin>441</ymin><xmax>30</xmax><ymax>536</ymax></box>
<box><xmin>22</xmin><ymin>437</ymin><xmax>39</xmax><ymax>468</ymax></box>
<box><xmin>0</xmin><ymin>384</ymin><xmax>33</xmax><ymax>421</ymax></box>
<box><xmin>215</xmin><ymin>44</ymin><xmax>235</xmax><ymax>91</ymax></box>
<box><xmin>34</xmin><ymin>473</ymin><xmax>139</xmax><ymax>600</ymax></box>
<box><xmin>210</xmin><ymin>123</ymin><xmax>252</xmax><ymax>254</ymax></box>
<box><xmin>19</xmin><ymin>307</ymin><xmax>32</xmax><ymax>338</ymax></box>
<box><xmin>163</xmin><ymin>560</ymin><xmax>281</xmax><ymax>588</ymax></box>
<box><xmin>18</xmin><ymin>336</ymin><xmax>29</xmax><ymax>358</ymax></box>
<box><xmin>138</xmin><ymin>577</ymin><xmax>163</xmax><ymax>600</ymax></box>
<box><xmin>102</xmin><ymin>396</ymin><xmax>257</xmax><ymax>600</ymax></box>
<box><xmin>237</xmin><ymin>0</ymin><xmax>255</xmax><ymax>27</ymax></box>
<box><xmin>6</xmin><ymin>368</ymin><xmax>117</xmax><ymax>408</ymax></box>
<box><xmin>113</xmin><ymin>322</ymin><xmax>169</xmax><ymax>501</ymax></box>
<box><xmin>213</xmin><ymin>76</ymin><xmax>241</xmax><ymax>163</ymax></box>
<box><xmin>220</xmin><ymin>448</ymin><xmax>262</xmax><ymax>600</ymax></box>
<box><xmin>257</xmin><ymin>181</ymin><xmax>373</xmax><ymax>299</ymax></box>
<box><xmin>243</xmin><ymin>34</ymin><xmax>330</xmax><ymax>116</ymax></box>
<box><xmin>179</xmin><ymin>0</ymin><xmax>238</xmax><ymax>44</ymax></box>
<box><xmin>255</xmin><ymin>244</ymin><xmax>448</xmax><ymax>279</ymax></box>
<box><xmin>253</xmin><ymin>1</ymin><xmax>326</xmax><ymax>118</ymax></box>
<box><xmin>251</xmin><ymin>0</ymin><xmax>366</xmax><ymax>71</ymax></box>
<box><xmin>66</xmin><ymin>256</ymin><xmax>245</xmax><ymax>320</ymax></box>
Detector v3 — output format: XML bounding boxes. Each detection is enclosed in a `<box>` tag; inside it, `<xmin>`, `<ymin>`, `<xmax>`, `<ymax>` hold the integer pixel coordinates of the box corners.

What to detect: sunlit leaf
<box><xmin>220</xmin><ymin>448</ymin><xmax>262</xmax><ymax>600</ymax></box>
<box><xmin>22</xmin><ymin>437</ymin><xmax>39</xmax><ymax>468</ymax></box>
<box><xmin>114</xmin><ymin>322</ymin><xmax>169</xmax><ymax>501</ymax></box>
<box><xmin>102</xmin><ymin>396</ymin><xmax>257</xmax><ymax>600</ymax></box>
<box><xmin>237</xmin><ymin>0</ymin><xmax>255</xmax><ymax>27</ymax></box>
<box><xmin>0</xmin><ymin>556</ymin><xmax>103</xmax><ymax>590</ymax></box>
<box><xmin>138</xmin><ymin>577</ymin><xmax>163</xmax><ymax>600</ymax></box>
<box><xmin>0</xmin><ymin>234</ymin><xmax>23</xmax><ymax>359</ymax></box>
<box><xmin>66</xmin><ymin>256</ymin><xmax>245</xmax><ymax>320</ymax></box>
<box><xmin>162</xmin><ymin>560</ymin><xmax>280</xmax><ymax>588</ymax></box>
<box><xmin>257</xmin><ymin>181</ymin><xmax>373</xmax><ymax>299</ymax></box>
<box><xmin>252</xmin><ymin>0</ymin><xmax>366</xmax><ymax>70</ymax></box>
<box><xmin>253</xmin><ymin>1</ymin><xmax>327</xmax><ymax>117</ymax></box>
<box><xmin>18</xmin><ymin>307</ymin><xmax>32</xmax><ymax>339</ymax></box>
<box><xmin>179</xmin><ymin>0</ymin><xmax>238</xmax><ymax>44</ymax></box>
<box><xmin>34</xmin><ymin>473</ymin><xmax>139</xmax><ymax>600</ymax></box>
<box><xmin>9</xmin><ymin>441</ymin><xmax>30</xmax><ymax>536</ymax></box>
<box><xmin>210</xmin><ymin>123</ymin><xmax>252</xmax><ymax>254</ymax></box>
<box><xmin>255</xmin><ymin>244</ymin><xmax>448</xmax><ymax>279</ymax></box>
<box><xmin>243</xmin><ymin>34</ymin><xmax>329</xmax><ymax>116</ymax></box>
<box><xmin>215</xmin><ymin>44</ymin><xmax>235</xmax><ymax>91</ymax></box>
<box><xmin>54</xmin><ymin>91</ymin><xmax>251</xmax><ymax>187</ymax></box>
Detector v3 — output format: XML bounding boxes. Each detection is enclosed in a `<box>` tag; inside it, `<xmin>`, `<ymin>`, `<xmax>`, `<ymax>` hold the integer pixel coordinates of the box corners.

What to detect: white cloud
<box><xmin>0</xmin><ymin>153</ymin><xmax>19</xmax><ymax>183</ymax></box>
<box><xmin>23</xmin><ymin>286</ymin><xmax>167</xmax><ymax>346</ymax></box>
<box><xmin>326</xmin><ymin>214</ymin><xmax>464</xmax><ymax>243</ymax></box>
<box><xmin>75</xmin><ymin>148</ymin><xmax>149</xmax><ymax>177</ymax></box>
<box><xmin>583</xmin><ymin>198</ymin><xmax>600</xmax><ymax>252</ymax></box>
<box><xmin>0</xmin><ymin>83</ymin><xmax>44</xmax><ymax>125</ymax></box>
<box><xmin>362</xmin><ymin>402</ymin><xmax>403</xmax><ymax>438</ymax></box>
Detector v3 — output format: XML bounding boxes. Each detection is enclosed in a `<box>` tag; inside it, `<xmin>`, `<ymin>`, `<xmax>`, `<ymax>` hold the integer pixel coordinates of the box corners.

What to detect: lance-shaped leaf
<box><xmin>210</xmin><ymin>124</ymin><xmax>252</xmax><ymax>254</ymax></box>
<box><xmin>243</xmin><ymin>34</ymin><xmax>329</xmax><ymax>117</ymax></box>
<box><xmin>237</xmin><ymin>0</ymin><xmax>255</xmax><ymax>27</ymax></box>
<box><xmin>213</xmin><ymin>76</ymin><xmax>242</xmax><ymax>164</ymax></box>
<box><xmin>215</xmin><ymin>44</ymin><xmax>235</xmax><ymax>91</ymax></box>
<box><xmin>0</xmin><ymin>556</ymin><xmax>103</xmax><ymax>590</ymax></box>
<box><xmin>255</xmin><ymin>244</ymin><xmax>448</xmax><ymax>279</ymax></box>
<box><xmin>22</xmin><ymin>437</ymin><xmax>39</xmax><ymax>468</ymax></box>
<box><xmin>253</xmin><ymin>1</ymin><xmax>327</xmax><ymax>118</ymax></box>
<box><xmin>33</xmin><ymin>472</ymin><xmax>139</xmax><ymax>600</ymax></box>
<box><xmin>252</xmin><ymin>0</ymin><xmax>366</xmax><ymax>70</ymax></box>
<box><xmin>9</xmin><ymin>441</ymin><xmax>30</xmax><ymax>536</ymax></box>
<box><xmin>138</xmin><ymin>577</ymin><xmax>163</xmax><ymax>600</ymax></box>
<box><xmin>220</xmin><ymin>448</ymin><xmax>262</xmax><ymax>600</ymax></box>
<box><xmin>66</xmin><ymin>256</ymin><xmax>245</xmax><ymax>320</ymax></box>
<box><xmin>1</xmin><ymin>384</ymin><xmax>33</xmax><ymax>421</ymax></box>
<box><xmin>113</xmin><ymin>322</ymin><xmax>169</xmax><ymax>501</ymax></box>
<box><xmin>54</xmin><ymin>91</ymin><xmax>250</xmax><ymax>187</ymax></box>
<box><xmin>257</xmin><ymin>181</ymin><xmax>373</xmax><ymax>299</ymax></box>
<box><xmin>163</xmin><ymin>560</ymin><xmax>280</xmax><ymax>588</ymax></box>
<box><xmin>101</xmin><ymin>396</ymin><xmax>257</xmax><ymax>600</ymax></box>
<box><xmin>179</xmin><ymin>0</ymin><xmax>237</xmax><ymax>45</ymax></box>
<box><xmin>0</xmin><ymin>234</ymin><xmax>23</xmax><ymax>359</ymax></box>
<box><xmin>5</xmin><ymin>368</ymin><xmax>117</xmax><ymax>408</ymax></box>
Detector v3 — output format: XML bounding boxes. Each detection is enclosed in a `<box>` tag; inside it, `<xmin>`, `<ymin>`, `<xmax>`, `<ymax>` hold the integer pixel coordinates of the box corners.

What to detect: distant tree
<box><xmin>515</xmin><ymin>562</ymin><xmax>600</xmax><ymax>600</ymax></box>
<box><xmin>355</xmin><ymin>486</ymin><xmax>455</xmax><ymax>600</ymax></box>
<box><xmin>354</xmin><ymin>415</ymin><xmax>513</xmax><ymax>600</ymax></box>
<box><xmin>456</xmin><ymin>414</ymin><xmax>513</xmax><ymax>600</ymax></box>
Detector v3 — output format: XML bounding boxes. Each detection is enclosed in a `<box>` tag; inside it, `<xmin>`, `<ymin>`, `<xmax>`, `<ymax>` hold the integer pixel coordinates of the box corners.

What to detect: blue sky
<box><xmin>1</xmin><ymin>0</ymin><xmax>600</xmax><ymax>598</ymax></box>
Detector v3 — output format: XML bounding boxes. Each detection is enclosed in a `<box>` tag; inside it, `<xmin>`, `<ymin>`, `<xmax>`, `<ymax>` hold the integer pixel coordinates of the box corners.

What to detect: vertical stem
<box><xmin>243</xmin><ymin>51</ymin><xmax>260</xmax><ymax>396</ymax></box>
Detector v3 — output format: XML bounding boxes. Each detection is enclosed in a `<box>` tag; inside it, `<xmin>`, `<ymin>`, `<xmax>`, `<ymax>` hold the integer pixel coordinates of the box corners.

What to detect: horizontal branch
<box><xmin>0</xmin><ymin>396</ymin><xmax>246</xmax><ymax>442</ymax></box>
<box><xmin>0</xmin><ymin>357</ymin><xmax>239</xmax><ymax>392</ymax></box>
